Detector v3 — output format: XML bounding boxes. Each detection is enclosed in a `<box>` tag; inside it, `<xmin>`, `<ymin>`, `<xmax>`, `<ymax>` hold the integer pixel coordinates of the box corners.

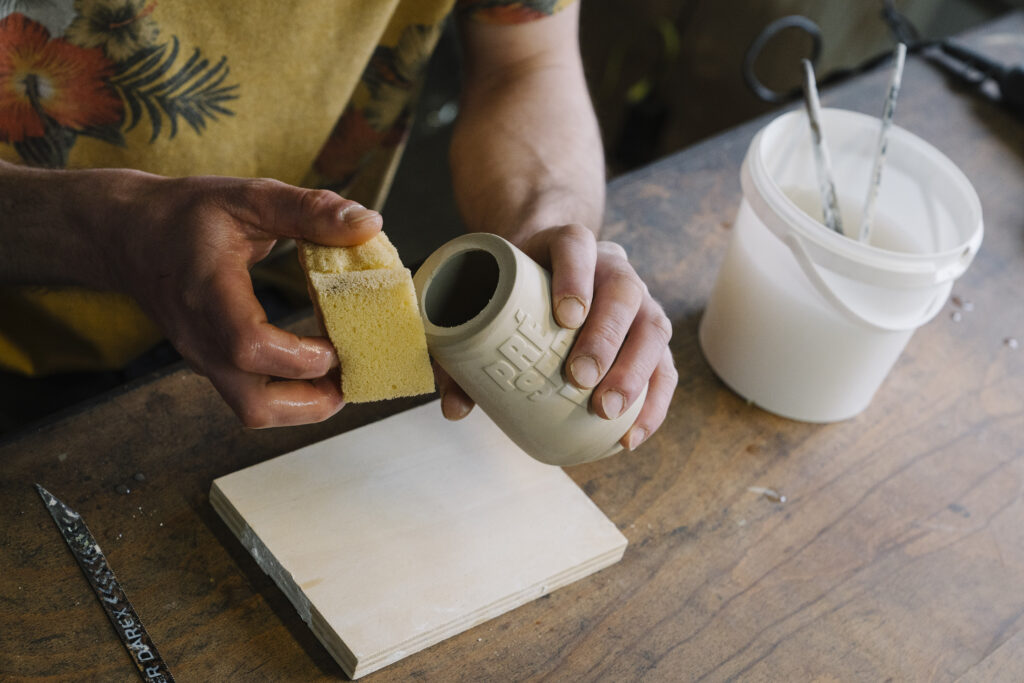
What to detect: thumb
<box><xmin>229</xmin><ymin>178</ymin><xmax>383</xmax><ymax>247</ymax></box>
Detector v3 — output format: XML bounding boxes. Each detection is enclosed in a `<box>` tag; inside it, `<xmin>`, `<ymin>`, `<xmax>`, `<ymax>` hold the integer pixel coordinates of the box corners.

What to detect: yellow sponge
<box><xmin>300</xmin><ymin>232</ymin><xmax>402</xmax><ymax>274</ymax></box>
<box><xmin>301</xmin><ymin>233</ymin><xmax>434</xmax><ymax>403</ymax></box>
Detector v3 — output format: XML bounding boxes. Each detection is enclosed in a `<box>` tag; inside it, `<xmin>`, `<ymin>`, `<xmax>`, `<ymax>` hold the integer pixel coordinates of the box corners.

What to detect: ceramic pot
<box><xmin>413</xmin><ymin>233</ymin><xmax>645</xmax><ymax>466</ymax></box>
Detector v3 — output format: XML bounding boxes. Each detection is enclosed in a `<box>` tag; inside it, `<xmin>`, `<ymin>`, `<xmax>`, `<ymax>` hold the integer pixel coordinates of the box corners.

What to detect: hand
<box><xmin>97</xmin><ymin>172</ymin><xmax>382</xmax><ymax>428</ymax></box>
<box><xmin>437</xmin><ymin>224</ymin><xmax>678</xmax><ymax>451</ymax></box>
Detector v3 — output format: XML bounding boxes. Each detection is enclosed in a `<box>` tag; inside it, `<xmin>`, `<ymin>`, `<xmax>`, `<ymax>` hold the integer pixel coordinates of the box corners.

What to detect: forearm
<box><xmin>0</xmin><ymin>160</ymin><xmax>141</xmax><ymax>289</ymax></box>
<box><xmin>442</xmin><ymin>5</ymin><xmax>677</xmax><ymax>447</ymax></box>
<box><xmin>450</xmin><ymin>8</ymin><xmax>604</xmax><ymax>246</ymax></box>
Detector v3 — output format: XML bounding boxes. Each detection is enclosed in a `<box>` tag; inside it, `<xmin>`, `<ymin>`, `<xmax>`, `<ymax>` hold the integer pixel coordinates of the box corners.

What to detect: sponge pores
<box><xmin>300</xmin><ymin>233</ymin><xmax>434</xmax><ymax>403</ymax></box>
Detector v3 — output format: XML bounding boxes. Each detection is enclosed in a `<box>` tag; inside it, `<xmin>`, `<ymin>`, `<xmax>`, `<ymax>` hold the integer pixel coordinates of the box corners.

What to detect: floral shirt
<box><xmin>0</xmin><ymin>0</ymin><xmax>573</xmax><ymax>375</ymax></box>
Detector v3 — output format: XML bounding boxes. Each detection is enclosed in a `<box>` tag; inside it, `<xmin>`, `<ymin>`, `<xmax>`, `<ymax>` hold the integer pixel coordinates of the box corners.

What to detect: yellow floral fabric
<box><xmin>0</xmin><ymin>0</ymin><xmax>573</xmax><ymax>375</ymax></box>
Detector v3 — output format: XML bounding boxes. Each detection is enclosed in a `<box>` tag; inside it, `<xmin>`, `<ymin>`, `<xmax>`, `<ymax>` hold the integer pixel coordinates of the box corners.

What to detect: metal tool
<box><xmin>936</xmin><ymin>40</ymin><xmax>1024</xmax><ymax>120</ymax></box>
<box><xmin>860</xmin><ymin>42</ymin><xmax>907</xmax><ymax>243</ymax></box>
<box><xmin>35</xmin><ymin>484</ymin><xmax>175</xmax><ymax>682</ymax></box>
<box><xmin>745</xmin><ymin>4</ymin><xmax>1024</xmax><ymax>123</ymax></box>
<box><xmin>800</xmin><ymin>58</ymin><xmax>844</xmax><ymax>236</ymax></box>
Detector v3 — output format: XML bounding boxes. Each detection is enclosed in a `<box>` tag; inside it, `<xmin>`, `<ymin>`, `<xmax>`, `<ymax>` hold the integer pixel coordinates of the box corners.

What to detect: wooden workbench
<box><xmin>3</xmin><ymin>12</ymin><xmax>1023</xmax><ymax>682</ymax></box>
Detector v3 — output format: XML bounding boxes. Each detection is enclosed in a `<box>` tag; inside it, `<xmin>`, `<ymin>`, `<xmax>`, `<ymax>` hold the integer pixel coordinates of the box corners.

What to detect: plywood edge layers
<box><xmin>210</xmin><ymin>482</ymin><xmax>360</xmax><ymax>676</ymax></box>
<box><xmin>211</xmin><ymin>479</ymin><xmax>626</xmax><ymax>679</ymax></box>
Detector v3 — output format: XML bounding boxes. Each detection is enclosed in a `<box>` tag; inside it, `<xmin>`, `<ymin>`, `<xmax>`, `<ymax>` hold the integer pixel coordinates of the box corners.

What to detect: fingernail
<box><xmin>342</xmin><ymin>205</ymin><xmax>381</xmax><ymax>228</ymax></box>
<box><xmin>441</xmin><ymin>390</ymin><xmax>473</xmax><ymax>421</ymax></box>
<box><xmin>627</xmin><ymin>427</ymin><xmax>648</xmax><ymax>451</ymax></box>
<box><xmin>602</xmin><ymin>390</ymin><xmax>625</xmax><ymax>419</ymax></box>
<box><xmin>569</xmin><ymin>355</ymin><xmax>601</xmax><ymax>388</ymax></box>
<box><xmin>555</xmin><ymin>296</ymin><xmax>587</xmax><ymax>329</ymax></box>
<box><xmin>307</xmin><ymin>340</ymin><xmax>338</xmax><ymax>369</ymax></box>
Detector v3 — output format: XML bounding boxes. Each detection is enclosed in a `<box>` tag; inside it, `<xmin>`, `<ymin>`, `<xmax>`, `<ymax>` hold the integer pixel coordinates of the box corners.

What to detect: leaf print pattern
<box><xmin>111</xmin><ymin>37</ymin><xmax>238</xmax><ymax>142</ymax></box>
<box><xmin>312</xmin><ymin>24</ymin><xmax>442</xmax><ymax>191</ymax></box>
<box><xmin>0</xmin><ymin>2</ymin><xmax>238</xmax><ymax>167</ymax></box>
<box><xmin>310</xmin><ymin>3</ymin><xmax>570</xmax><ymax>195</ymax></box>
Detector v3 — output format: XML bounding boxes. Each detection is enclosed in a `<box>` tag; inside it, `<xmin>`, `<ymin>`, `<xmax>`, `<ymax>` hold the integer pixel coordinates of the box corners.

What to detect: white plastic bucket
<box><xmin>699</xmin><ymin>108</ymin><xmax>983</xmax><ymax>422</ymax></box>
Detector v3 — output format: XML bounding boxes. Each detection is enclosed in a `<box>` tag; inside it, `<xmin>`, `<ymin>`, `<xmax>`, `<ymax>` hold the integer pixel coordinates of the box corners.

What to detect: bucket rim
<box><xmin>744</xmin><ymin>107</ymin><xmax>983</xmax><ymax>288</ymax></box>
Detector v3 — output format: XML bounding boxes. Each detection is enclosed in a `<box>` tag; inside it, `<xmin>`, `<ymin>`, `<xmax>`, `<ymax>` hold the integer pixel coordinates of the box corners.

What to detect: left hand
<box><xmin>436</xmin><ymin>224</ymin><xmax>678</xmax><ymax>451</ymax></box>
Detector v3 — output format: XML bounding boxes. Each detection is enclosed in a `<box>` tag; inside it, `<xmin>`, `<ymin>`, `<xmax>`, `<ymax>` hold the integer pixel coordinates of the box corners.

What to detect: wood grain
<box><xmin>2</xmin><ymin>12</ymin><xmax>1023</xmax><ymax>682</ymax></box>
<box><xmin>211</xmin><ymin>401</ymin><xmax>626</xmax><ymax>678</ymax></box>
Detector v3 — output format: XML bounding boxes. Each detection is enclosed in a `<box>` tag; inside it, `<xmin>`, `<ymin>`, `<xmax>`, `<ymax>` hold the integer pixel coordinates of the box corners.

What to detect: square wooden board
<box><xmin>211</xmin><ymin>401</ymin><xmax>627</xmax><ymax>678</ymax></box>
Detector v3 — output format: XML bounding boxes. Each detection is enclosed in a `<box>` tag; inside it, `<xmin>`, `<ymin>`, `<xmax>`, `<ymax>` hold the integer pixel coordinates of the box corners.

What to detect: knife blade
<box><xmin>35</xmin><ymin>483</ymin><xmax>175</xmax><ymax>682</ymax></box>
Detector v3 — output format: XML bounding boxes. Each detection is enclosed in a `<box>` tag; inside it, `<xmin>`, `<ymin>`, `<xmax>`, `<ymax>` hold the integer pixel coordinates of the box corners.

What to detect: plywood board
<box><xmin>211</xmin><ymin>401</ymin><xmax>627</xmax><ymax>679</ymax></box>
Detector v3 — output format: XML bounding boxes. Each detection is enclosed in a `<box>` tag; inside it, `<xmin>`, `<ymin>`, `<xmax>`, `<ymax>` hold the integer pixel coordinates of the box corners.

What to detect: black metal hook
<box><xmin>742</xmin><ymin>15</ymin><xmax>823</xmax><ymax>104</ymax></box>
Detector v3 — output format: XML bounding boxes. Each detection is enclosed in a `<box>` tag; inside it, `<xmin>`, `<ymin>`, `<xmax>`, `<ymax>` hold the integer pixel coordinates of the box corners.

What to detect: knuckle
<box><xmin>240</xmin><ymin>177</ymin><xmax>279</xmax><ymax>206</ymax></box>
<box><xmin>245</xmin><ymin>176</ymin><xmax>280</xmax><ymax>194</ymax></box>
<box><xmin>607</xmin><ymin>268</ymin><xmax>646</xmax><ymax>303</ymax></box>
<box><xmin>608</xmin><ymin>369</ymin><xmax>645</xmax><ymax>399</ymax></box>
<box><xmin>233</xmin><ymin>178</ymin><xmax>282</xmax><ymax>227</ymax></box>
<box><xmin>585</xmin><ymin>317</ymin><xmax>628</xmax><ymax>354</ymax></box>
<box><xmin>660</xmin><ymin>358</ymin><xmax>680</xmax><ymax>387</ymax></box>
<box><xmin>559</xmin><ymin>222</ymin><xmax>595</xmax><ymax>244</ymax></box>
<box><xmin>646</xmin><ymin>307</ymin><xmax>674</xmax><ymax>345</ymax></box>
<box><xmin>299</xmin><ymin>188</ymin><xmax>336</xmax><ymax>219</ymax></box>
<box><xmin>227</xmin><ymin>335</ymin><xmax>262</xmax><ymax>372</ymax></box>
<box><xmin>597</xmin><ymin>240</ymin><xmax>629</xmax><ymax>260</ymax></box>
<box><xmin>666</xmin><ymin>363</ymin><xmax>680</xmax><ymax>385</ymax></box>
<box><xmin>238</xmin><ymin>403</ymin><xmax>273</xmax><ymax>429</ymax></box>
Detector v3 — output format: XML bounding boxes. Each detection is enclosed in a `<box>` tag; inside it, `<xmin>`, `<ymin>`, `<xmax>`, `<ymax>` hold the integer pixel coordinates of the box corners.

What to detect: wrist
<box><xmin>0</xmin><ymin>160</ymin><xmax>158</xmax><ymax>291</ymax></box>
<box><xmin>65</xmin><ymin>166</ymin><xmax>162</xmax><ymax>292</ymax></box>
<box><xmin>477</xmin><ymin>183</ymin><xmax>604</xmax><ymax>248</ymax></box>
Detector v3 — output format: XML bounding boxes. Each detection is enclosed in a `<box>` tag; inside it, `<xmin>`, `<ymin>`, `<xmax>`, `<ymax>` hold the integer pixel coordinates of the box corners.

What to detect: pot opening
<box><xmin>423</xmin><ymin>248</ymin><xmax>500</xmax><ymax>328</ymax></box>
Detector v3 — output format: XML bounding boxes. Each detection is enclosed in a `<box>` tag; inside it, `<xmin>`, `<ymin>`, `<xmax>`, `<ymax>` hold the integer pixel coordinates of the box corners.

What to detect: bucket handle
<box><xmin>783</xmin><ymin>233</ymin><xmax>947</xmax><ymax>333</ymax></box>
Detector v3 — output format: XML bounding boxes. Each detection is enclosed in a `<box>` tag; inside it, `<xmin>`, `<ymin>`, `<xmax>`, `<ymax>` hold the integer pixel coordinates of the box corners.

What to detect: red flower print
<box><xmin>314</xmin><ymin>106</ymin><xmax>408</xmax><ymax>185</ymax></box>
<box><xmin>0</xmin><ymin>13</ymin><xmax>123</xmax><ymax>144</ymax></box>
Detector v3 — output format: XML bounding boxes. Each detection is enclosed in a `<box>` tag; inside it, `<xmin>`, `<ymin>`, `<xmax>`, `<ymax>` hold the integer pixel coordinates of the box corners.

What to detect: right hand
<box><xmin>93</xmin><ymin>171</ymin><xmax>383</xmax><ymax>428</ymax></box>
<box><xmin>435</xmin><ymin>224</ymin><xmax>677</xmax><ymax>452</ymax></box>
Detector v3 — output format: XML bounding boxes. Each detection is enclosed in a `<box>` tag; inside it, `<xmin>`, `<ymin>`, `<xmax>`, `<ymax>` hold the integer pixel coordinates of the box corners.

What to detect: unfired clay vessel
<box><xmin>413</xmin><ymin>233</ymin><xmax>645</xmax><ymax>466</ymax></box>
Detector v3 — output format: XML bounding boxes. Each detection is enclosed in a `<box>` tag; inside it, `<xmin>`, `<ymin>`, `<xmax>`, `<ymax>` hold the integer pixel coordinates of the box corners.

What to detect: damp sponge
<box><xmin>300</xmin><ymin>233</ymin><xmax>403</xmax><ymax>274</ymax></box>
<box><xmin>301</xmin><ymin>233</ymin><xmax>434</xmax><ymax>403</ymax></box>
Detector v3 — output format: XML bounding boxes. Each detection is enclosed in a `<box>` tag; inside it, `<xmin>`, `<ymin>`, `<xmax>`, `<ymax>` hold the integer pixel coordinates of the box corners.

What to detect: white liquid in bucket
<box><xmin>781</xmin><ymin>186</ymin><xmax>924</xmax><ymax>254</ymax></box>
<box><xmin>699</xmin><ymin>108</ymin><xmax>983</xmax><ymax>423</ymax></box>
<box><xmin>700</xmin><ymin>200</ymin><xmax>921</xmax><ymax>422</ymax></box>
<box><xmin>777</xmin><ymin>187</ymin><xmax>954</xmax><ymax>332</ymax></box>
